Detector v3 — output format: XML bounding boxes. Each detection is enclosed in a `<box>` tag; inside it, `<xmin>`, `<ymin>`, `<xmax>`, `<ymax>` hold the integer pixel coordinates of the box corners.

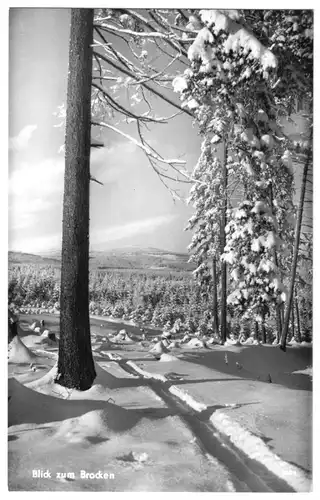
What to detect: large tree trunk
<box><xmin>212</xmin><ymin>257</ymin><xmax>219</xmax><ymax>335</ymax></box>
<box><xmin>56</xmin><ymin>9</ymin><xmax>96</xmax><ymax>390</ymax></box>
<box><xmin>280</xmin><ymin>137</ymin><xmax>312</xmax><ymax>351</ymax></box>
<box><xmin>220</xmin><ymin>142</ymin><xmax>228</xmax><ymax>343</ymax></box>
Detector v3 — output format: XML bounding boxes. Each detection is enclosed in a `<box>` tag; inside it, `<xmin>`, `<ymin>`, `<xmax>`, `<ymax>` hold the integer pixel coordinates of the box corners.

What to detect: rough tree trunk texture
<box><xmin>269</xmin><ymin>185</ymin><xmax>282</xmax><ymax>343</ymax></box>
<box><xmin>280</xmin><ymin>137</ymin><xmax>312</xmax><ymax>351</ymax></box>
<box><xmin>261</xmin><ymin>310</ymin><xmax>267</xmax><ymax>344</ymax></box>
<box><xmin>8</xmin><ymin>310</ymin><xmax>18</xmax><ymax>344</ymax></box>
<box><xmin>56</xmin><ymin>9</ymin><xmax>96</xmax><ymax>390</ymax></box>
<box><xmin>295</xmin><ymin>290</ymin><xmax>302</xmax><ymax>343</ymax></box>
<box><xmin>261</xmin><ymin>323</ymin><xmax>267</xmax><ymax>344</ymax></box>
<box><xmin>254</xmin><ymin>321</ymin><xmax>259</xmax><ymax>341</ymax></box>
<box><xmin>291</xmin><ymin>295</ymin><xmax>295</xmax><ymax>341</ymax></box>
<box><xmin>220</xmin><ymin>142</ymin><xmax>228</xmax><ymax>343</ymax></box>
<box><xmin>212</xmin><ymin>257</ymin><xmax>219</xmax><ymax>335</ymax></box>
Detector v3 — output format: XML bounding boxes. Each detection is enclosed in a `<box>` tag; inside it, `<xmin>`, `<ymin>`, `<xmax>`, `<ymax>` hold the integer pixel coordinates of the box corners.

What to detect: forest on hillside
<box><xmin>8</xmin><ymin>260</ymin><xmax>312</xmax><ymax>344</ymax></box>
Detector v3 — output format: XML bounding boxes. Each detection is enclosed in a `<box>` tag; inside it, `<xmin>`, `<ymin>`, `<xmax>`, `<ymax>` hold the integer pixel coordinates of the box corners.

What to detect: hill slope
<box><xmin>9</xmin><ymin>247</ymin><xmax>195</xmax><ymax>272</ymax></box>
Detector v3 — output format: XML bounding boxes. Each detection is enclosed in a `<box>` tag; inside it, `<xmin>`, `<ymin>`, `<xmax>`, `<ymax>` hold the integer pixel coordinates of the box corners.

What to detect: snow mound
<box><xmin>149</xmin><ymin>341</ymin><xmax>169</xmax><ymax>355</ymax></box>
<box><xmin>102</xmin><ymin>352</ymin><xmax>122</xmax><ymax>360</ymax></box>
<box><xmin>9</xmin><ymin>376</ymin><xmax>140</xmax><ymax>432</ymax></box>
<box><xmin>97</xmin><ymin>336</ymin><xmax>112</xmax><ymax>348</ymax></box>
<box><xmin>159</xmin><ymin>353</ymin><xmax>179</xmax><ymax>363</ymax></box>
<box><xmin>181</xmin><ymin>334</ymin><xmax>191</xmax><ymax>344</ymax></box>
<box><xmin>288</xmin><ymin>339</ymin><xmax>301</xmax><ymax>347</ymax></box>
<box><xmin>19</xmin><ymin>333</ymin><xmax>56</xmax><ymax>349</ymax></box>
<box><xmin>41</xmin><ymin>329</ymin><xmax>57</xmax><ymax>342</ymax></box>
<box><xmin>225</xmin><ymin>338</ymin><xmax>241</xmax><ymax>346</ymax></box>
<box><xmin>40</xmin><ymin>330</ymin><xmax>58</xmax><ymax>344</ymax></box>
<box><xmin>26</xmin><ymin>364</ymin><xmax>59</xmax><ymax>392</ymax></box>
<box><xmin>187</xmin><ymin>338</ymin><xmax>207</xmax><ymax>349</ymax></box>
<box><xmin>292</xmin><ymin>366</ymin><xmax>312</xmax><ymax>378</ymax></box>
<box><xmin>161</xmin><ymin>331</ymin><xmax>172</xmax><ymax>339</ymax></box>
<box><xmin>207</xmin><ymin>337</ymin><xmax>220</xmax><ymax>345</ymax></box>
<box><xmin>112</xmin><ymin>329</ymin><xmax>133</xmax><ymax>343</ymax></box>
<box><xmin>117</xmin><ymin>451</ymin><xmax>149</xmax><ymax>464</ymax></box>
<box><xmin>241</xmin><ymin>337</ymin><xmax>254</xmax><ymax>345</ymax></box>
<box><xmin>29</xmin><ymin>320</ymin><xmax>41</xmax><ymax>331</ymax></box>
<box><xmin>8</xmin><ymin>335</ymin><xmax>37</xmax><ymax>363</ymax></box>
<box><xmin>161</xmin><ymin>338</ymin><xmax>171</xmax><ymax>348</ymax></box>
<box><xmin>168</xmin><ymin>341</ymin><xmax>180</xmax><ymax>349</ymax></box>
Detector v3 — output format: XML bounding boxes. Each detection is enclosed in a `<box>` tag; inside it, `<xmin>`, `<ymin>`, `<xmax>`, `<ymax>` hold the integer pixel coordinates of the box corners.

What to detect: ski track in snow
<box><xmin>8</xmin><ymin>314</ymin><xmax>312</xmax><ymax>492</ymax></box>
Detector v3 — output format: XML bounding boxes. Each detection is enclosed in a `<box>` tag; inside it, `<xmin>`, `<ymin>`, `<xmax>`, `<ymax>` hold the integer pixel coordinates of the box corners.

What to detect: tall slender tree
<box><xmin>55</xmin><ymin>9</ymin><xmax>96</xmax><ymax>390</ymax></box>
<box><xmin>280</xmin><ymin>134</ymin><xmax>313</xmax><ymax>351</ymax></box>
<box><xmin>220</xmin><ymin>141</ymin><xmax>228</xmax><ymax>343</ymax></box>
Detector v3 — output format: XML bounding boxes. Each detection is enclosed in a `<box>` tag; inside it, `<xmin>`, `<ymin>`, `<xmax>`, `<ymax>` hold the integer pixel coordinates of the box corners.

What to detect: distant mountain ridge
<box><xmin>9</xmin><ymin>247</ymin><xmax>195</xmax><ymax>272</ymax></box>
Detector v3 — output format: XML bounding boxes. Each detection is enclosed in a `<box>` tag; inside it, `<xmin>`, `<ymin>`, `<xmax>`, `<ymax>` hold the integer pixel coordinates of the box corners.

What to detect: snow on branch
<box><xmin>192</xmin><ymin>10</ymin><xmax>278</xmax><ymax>70</ymax></box>
<box><xmin>91</xmin><ymin>120</ymin><xmax>185</xmax><ymax>165</ymax></box>
<box><xmin>92</xmin><ymin>81</ymin><xmax>171</xmax><ymax>124</ymax></box>
<box><xmin>94</xmin><ymin>22</ymin><xmax>177</xmax><ymax>40</ymax></box>
<box><xmin>93</xmin><ymin>50</ymin><xmax>194</xmax><ymax>118</ymax></box>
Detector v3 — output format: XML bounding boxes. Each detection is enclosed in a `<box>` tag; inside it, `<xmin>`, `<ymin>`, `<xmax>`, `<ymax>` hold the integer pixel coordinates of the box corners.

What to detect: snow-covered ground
<box><xmin>8</xmin><ymin>314</ymin><xmax>312</xmax><ymax>492</ymax></box>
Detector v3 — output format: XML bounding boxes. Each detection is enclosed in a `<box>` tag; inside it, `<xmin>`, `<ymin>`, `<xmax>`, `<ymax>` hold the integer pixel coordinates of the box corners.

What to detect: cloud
<box><xmin>9</xmin><ymin>232</ymin><xmax>62</xmax><ymax>254</ymax></box>
<box><xmin>91</xmin><ymin>214</ymin><xmax>177</xmax><ymax>246</ymax></box>
<box><xmin>9</xmin><ymin>215</ymin><xmax>177</xmax><ymax>253</ymax></box>
<box><xmin>9</xmin><ymin>124</ymin><xmax>38</xmax><ymax>152</ymax></box>
<box><xmin>8</xmin><ymin>140</ymin><xmax>136</xmax><ymax>235</ymax></box>
<box><xmin>8</xmin><ymin>157</ymin><xmax>64</xmax><ymax>230</ymax></box>
<box><xmin>92</xmin><ymin>141</ymin><xmax>138</xmax><ymax>184</ymax></box>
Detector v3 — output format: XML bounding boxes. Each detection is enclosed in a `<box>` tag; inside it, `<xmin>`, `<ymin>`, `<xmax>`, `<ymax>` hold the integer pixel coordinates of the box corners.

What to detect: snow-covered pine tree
<box><xmin>185</xmin><ymin>139</ymin><xmax>224</xmax><ymax>337</ymax></box>
<box><xmin>174</xmin><ymin>9</ymin><xmax>312</xmax><ymax>342</ymax></box>
<box><xmin>174</xmin><ymin>9</ymin><xmax>286</xmax><ymax>340</ymax></box>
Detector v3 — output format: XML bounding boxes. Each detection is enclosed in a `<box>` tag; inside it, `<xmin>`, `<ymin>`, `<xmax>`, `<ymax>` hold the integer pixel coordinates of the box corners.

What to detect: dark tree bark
<box><xmin>261</xmin><ymin>310</ymin><xmax>267</xmax><ymax>344</ymax></box>
<box><xmin>280</xmin><ymin>137</ymin><xmax>312</xmax><ymax>351</ymax></box>
<box><xmin>56</xmin><ymin>9</ymin><xmax>96</xmax><ymax>390</ymax></box>
<box><xmin>261</xmin><ymin>323</ymin><xmax>267</xmax><ymax>344</ymax></box>
<box><xmin>8</xmin><ymin>310</ymin><xmax>18</xmax><ymax>343</ymax></box>
<box><xmin>269</xmin><ymin>184</ymin><xmax>282</xmax><ymax>343</ymax></box>
<box><xmin>220</xmin><ymin>142</ymin><xmax>228</xmax><ymax>343</ymax></box>
<box><xmin>212</xmin><ymin>257</ymin><xmax>219</xmax><ymax>335</ymax></box>
<box><xmin>291</xmin><ymin>297</ymin><xmax>295</xmax><ymax>340</ymax></box>
<box><xmin>295</xmin><ymin>290</ymin><xmax>302</xmax><ymax>343</ymax></box>
<box><xmin>254</xmin><ymin>321</ymin><xmax>259</xmax><ymax>341</ymax></box>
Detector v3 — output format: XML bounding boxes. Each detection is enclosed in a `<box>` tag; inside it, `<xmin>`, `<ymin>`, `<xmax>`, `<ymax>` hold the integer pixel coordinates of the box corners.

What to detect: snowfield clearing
<box><xmin>8</xmin><ymin>314</ymin><xmax>312</xmax><ymax>492</ymax></box>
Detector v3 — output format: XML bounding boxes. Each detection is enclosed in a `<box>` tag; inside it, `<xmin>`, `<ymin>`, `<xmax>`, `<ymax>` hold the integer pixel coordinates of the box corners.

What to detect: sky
<box><xmin>8</xmin><ymin>8</ymin><xmax>312</xmax><ymax>256</ymax></box>
<box><xmin>8</xmin><ymin>8</ymin><xmax>202</xmax><ymax>254</ymax></box>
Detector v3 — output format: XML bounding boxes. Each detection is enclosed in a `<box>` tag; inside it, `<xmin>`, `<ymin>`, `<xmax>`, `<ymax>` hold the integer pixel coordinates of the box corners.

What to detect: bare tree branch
<box><xmin>91</xmin><ymin>120</ymin><xmax>186</xmax><ymax>165</ymax></box>
<box><xmin>93</xmin><ymin>50</ymin><xmax>194</xmax><ymax>117</ymax></box>
<box><xmin>90</xmin><ymin>174</ymin><xmax>104</xmax><ymax>186</ymax></box>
